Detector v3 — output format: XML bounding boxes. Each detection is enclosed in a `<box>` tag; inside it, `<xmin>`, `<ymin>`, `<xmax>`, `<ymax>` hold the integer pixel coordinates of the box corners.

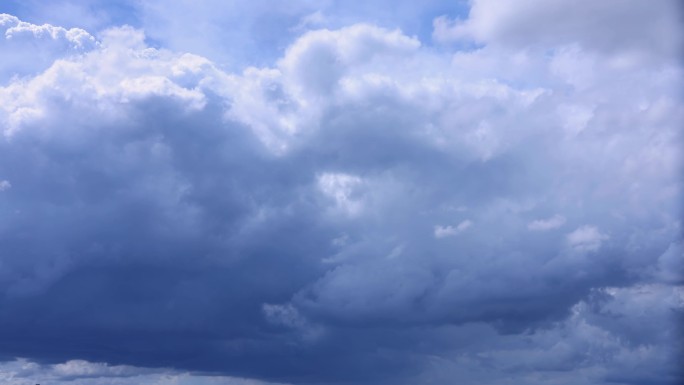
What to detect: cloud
<box><xmin>317</xmin><ymin>172</ymin><xmax>364</xmax><ymax>216</ymax></box>
<box><xmin>434</xmin><ymin>220</ymin><xmax>472</xmax><ymax>238</ymax></box>
<box><xmin>419</xmin><ymin>284</ymin><xmax>684</xmax><ymax>385</ymax></box>
<box><xmin>0</xmin><ymin>13</ymin><xmax>97</xmax><ymax>81</ymax></box>
<box><xmin>432</xmin><ymin>0</ymin><xmax>683</xmax><ymax>61</ymax></box>
<box><xmin>128</xmin><ymin>0</ymin><xmax>466</xmax><ymax>67</ymax></box>
<box><xmin>279</xmin><ymin>24</ymin><xmax>420</xmax><ymax>97</ymax></box>
<box><xmin>527</xmin><ymin>215</ymin><xmax>565</xmax><ymax>231</ymax></box>
<box><xmin>0</xmin><ymin>358</ymin><xmax>285</xmax><ymax>385</ymax></box>
<box><xmin>0</xmin><ymin>3</ymin><xmax>681</xmax><ymax>385</ymax></box>
<box><xmin>566</xmin><ymin>225</ymin><xmax>609</xmax><ymax>252</ymax></box>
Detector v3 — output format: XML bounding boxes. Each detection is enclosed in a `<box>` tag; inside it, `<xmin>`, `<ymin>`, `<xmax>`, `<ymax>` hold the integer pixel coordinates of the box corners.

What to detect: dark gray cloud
<box><xmin>0</xmin><ymin>4</ymin><xmax>682</xmax><ymax>385</ymax></box>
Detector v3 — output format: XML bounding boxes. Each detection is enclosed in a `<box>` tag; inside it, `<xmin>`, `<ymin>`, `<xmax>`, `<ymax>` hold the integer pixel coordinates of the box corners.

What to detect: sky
<box><xmin>0</xmin><ymin>1</ymin><xmax>682</xmax><ymax>384</ymax></box>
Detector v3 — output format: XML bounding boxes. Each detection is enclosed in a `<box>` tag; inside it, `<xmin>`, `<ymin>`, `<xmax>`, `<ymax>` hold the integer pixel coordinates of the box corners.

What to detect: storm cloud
<box><xmin>0</xmin><ymin>1</ymin><xmax>682</xmax><ymax>384</ymax></box>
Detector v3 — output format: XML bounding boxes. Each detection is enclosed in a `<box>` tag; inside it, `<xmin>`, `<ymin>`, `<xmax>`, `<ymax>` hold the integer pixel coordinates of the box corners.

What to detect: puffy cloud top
<box><xmin>0</xmin><ymin>13</ymin><xmax>97</xmax><ymax>80</ymax></box>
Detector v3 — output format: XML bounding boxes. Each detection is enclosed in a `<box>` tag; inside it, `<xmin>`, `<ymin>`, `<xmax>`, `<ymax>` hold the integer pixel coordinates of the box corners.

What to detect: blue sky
<box><xmin>0</xmin><ymin>1</ymin><xmax>682</xmax><ymax>384</ymax></box>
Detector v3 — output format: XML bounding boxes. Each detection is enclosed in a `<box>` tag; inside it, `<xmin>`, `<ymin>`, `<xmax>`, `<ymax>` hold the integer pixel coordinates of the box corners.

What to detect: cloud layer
<box><xmin>0</xmin><ymin>1</ymin><xmax>682</xmax><ymax>384</ymax></box>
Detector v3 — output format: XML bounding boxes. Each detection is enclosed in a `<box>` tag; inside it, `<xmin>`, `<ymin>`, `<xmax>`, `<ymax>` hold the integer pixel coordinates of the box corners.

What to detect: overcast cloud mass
<box><xmin>0</xmin><ymin>1</ymin><xmax>682</xmax><ymax>384</ymax></box>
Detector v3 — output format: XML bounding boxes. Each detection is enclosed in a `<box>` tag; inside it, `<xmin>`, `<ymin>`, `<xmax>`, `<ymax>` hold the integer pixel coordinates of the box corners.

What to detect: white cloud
<box><xmin>566</xmin><ymin>225</ymin><xmax>609</xmax><ymax>252</ymax></box>
<box><xmin>0</xmin><ymin>14</ymin><xmax>97</xmax><ymax>81</ymax></box>
<box><xmin>51</xmin><ymin>360</ymin><xmax>155</xmax><ymax>379</ymax></box>
<box><xmin>278</xmin><ymin>24</ymin><xmax>420</xmax><ymax>97</ymax></box>
<box><xmin>0</xmin><ymin>180</ymin><xmax>10</xmax><ymax>191</ymax></box>
<box><xmin>317</xmin><ymin>172</ymin><xmax>364</xmax><ymax>216</ymax></box>
<box><xmin>0</xmin><ymin>25</ymin><xmax>210</xmax><ymax>137</ymax></box>
<box><xmin>528</xmin><ymin>215</ymin><xmax>565</xmax><ymax>231</ymax></box>
<box><xmin>432</xmin><ymin>0</ymin><xmax>683</xmax><ymax>62</ymax></box>
<box><xmin>435</xmin><ymin>220</ymin><xmax>472</xmax><ymax>238</ymax></box>
<box><xmin>0</xmin><ymin>358</ymin><xmax>287</xmax><ymax>385</ymax></box>
<box><xmin>2</xmin><ymin>14</ymin><xmax>95</xmax><ymax>49</ymax></box>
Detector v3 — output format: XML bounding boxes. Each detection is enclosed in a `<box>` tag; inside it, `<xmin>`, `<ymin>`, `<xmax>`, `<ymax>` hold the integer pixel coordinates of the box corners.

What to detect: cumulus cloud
<box><xmin>0</xmin><ymin>2</ymin><xmax>681</xmax><ymax>385</ymax></box>
<box><xmin>130</xmin><ymin>0</ymin><xmax>466</xmax><ymax>67</ymax></box>
<box><xmin>566</xmin><ymin>225</ymin><xmax>609</xmax><ymax>252</ymax></box>
<box><xmin>434</xmin><ymin>220</ymin><xmax>472</xmax><ymax>238</ymax></box>
<box><xmin>528</xmin><ymin>215</ymin><xmax>565</xmax><ymax>231</ymax></box>
<box><xmin>0</xmin><ymin>13</ymin><xmax>97</xmax><ymax>81</ymax></box>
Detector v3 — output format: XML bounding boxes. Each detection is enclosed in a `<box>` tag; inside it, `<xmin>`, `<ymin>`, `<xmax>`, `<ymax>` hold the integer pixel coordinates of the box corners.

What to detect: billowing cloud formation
<box><xmin>0</xmin><ymin>1</ymin><xmax>682</xmax><ymax>384</ymax></box>
<box><xmin>0</xmin><ymin>13</ymin><xmax>96</xmax><ymax>80</ymax></box>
